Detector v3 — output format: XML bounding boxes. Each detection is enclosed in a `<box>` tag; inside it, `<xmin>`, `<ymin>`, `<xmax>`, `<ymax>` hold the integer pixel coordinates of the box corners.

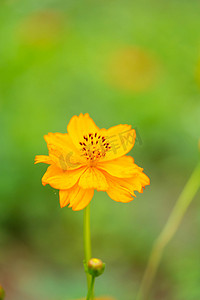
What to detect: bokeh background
<box><xmin>0</xmin><ymin>0</ymin><xmax>200</xmax><ymax>299</ymax></box>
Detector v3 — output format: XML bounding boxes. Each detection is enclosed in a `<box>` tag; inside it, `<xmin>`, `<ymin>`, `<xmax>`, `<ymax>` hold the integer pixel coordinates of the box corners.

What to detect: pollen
<box><xmin>79</xmin><ymin>132</ymin><xmax>110</xmax><ymax>162</ymax></box>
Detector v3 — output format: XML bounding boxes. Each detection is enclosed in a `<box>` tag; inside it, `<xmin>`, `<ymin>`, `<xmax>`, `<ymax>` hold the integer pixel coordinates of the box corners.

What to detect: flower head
<box><xmin>35</xmin><ymin>113</ymin><xmax>150</xmax><ymax>210</ymax></box>
<box><xmin>87</xmin><ymin>258</ymin><xmax>105</xmax><ymax>277</ymax></box>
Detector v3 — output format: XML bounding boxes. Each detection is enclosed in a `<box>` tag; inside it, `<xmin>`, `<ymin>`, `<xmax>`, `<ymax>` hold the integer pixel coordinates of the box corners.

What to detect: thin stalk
<box><xmin>86</xmin><ymin>276</ymin><xmax>95</xmax><ymax>300</ymax></box>
<box><xmin>137</xmin><ymin>162</ymin><xmax>200</xmax><ymax>300</ymax></box>
<box><xmin>84</xmin><ymin>204</ymin><xmax>92</xmax><ymax>289</ymax></box>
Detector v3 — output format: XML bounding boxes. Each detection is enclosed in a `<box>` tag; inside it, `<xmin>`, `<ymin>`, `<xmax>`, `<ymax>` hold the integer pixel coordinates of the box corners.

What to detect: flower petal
<box><xmin>59</xmin><ymin>190</ymin><xmax>71</xmax><ymax>207</ymax></box>
<box><xmin>79</xmin><ymin>167</ymin><xmax>108</xmax><ymax>191</ymax></box>
<box><xmin>105</xmin><ymin>173</ymin><xmax>134</xmax><ymax>202</ymax></box>
<box><xmin>107</xmin><ymin>184</ymin><xmax>134</xmax><ymax>203</ymax></box>
<box><xmin>67</xmin><ymin>113</ymin><xmax>99</xmax><ymax>150</ymax></box>
<box><xmin>34</xmin><ymin>155</ymin><xmax>53</xmax><ymax>165</ymax></box>
<box><xmin>103</xmin><ymin>166</ymin><xmax>150</xmax><ymax>203</ymax></box>
<box><xmin>42</xmin><ymin>165</ymin><xmax>87</xmax><ymax>189</ymax></box>
<box><xmin>74</xmin><ymin>189</ymin><xmax>94</xmax><ymax>210</ymax></box>
<box><xmin>97</xmin><ymin>155</ymin><xmax>138</xmax><ymax>178</ymax></box>
<box><xmin>44</xmin><ymin>132</ymin><xmax>86</xmax><ymax>170</ymax></box>
<box><xmin>59</xmin><ymin>185</ymin><xmax>94</xmax><ymax>211</ymax></box>
<box><xmin>98</xmin><ymin>124</ymin><xmax>136</xmax><ymax>161</ymax></box>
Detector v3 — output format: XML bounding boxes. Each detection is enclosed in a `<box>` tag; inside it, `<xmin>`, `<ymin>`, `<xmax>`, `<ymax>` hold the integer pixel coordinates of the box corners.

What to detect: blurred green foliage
<box><xmin>0</xmin><ymin>0</ymin><xmax>200</xmax><ymax>299</ymax></box>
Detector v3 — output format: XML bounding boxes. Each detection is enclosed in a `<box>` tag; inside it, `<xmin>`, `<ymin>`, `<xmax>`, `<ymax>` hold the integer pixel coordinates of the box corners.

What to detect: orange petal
<box><xmin>44</xmin><ymin>132</ymin><xmax>86</xmax><ymax>170</ymax></box>
<box><xmin>74</xmin><ymin>189</ymin><xmax>94</xmax><ymax>210</ymax></box>
<box><xmin>79</xmin><ymin>167</ymin><xmax>108</xmax><ymax>191</ymax></box>
<box><xmin>42</xmin><ymin>165</ymin><xmax>86</xmax><ymax>189</ymax></box>
<box><xmin>103</xmin><ymin>166</ymin><xmax>150</xmax><ymax>203</ymax></box>
<box><xmin>129</xmin><ymin>172</ymin><xmax>150</xmax><ymax>192</ymax></box>
<box><xmin>59</xmin><ymin>190</ymin><xmax>71</xmax><ymax>207</ymax></box>
<box><xmin>67</xmin><ymin>113</ymin><xmax>99</xmax><ymax>150</ymax></box>
<box><xmin>106</xmin><ymin>177</ymin><xmax>134</xmax><ymax>203</ymax></box>
<box><xmin>34</xmin><ymin>155</ymin><xmax>53</xmax><ymax>164</ymax></box>
<box><xmin>97</xmin><ymin>155</ymin><xmax>138</xmax><ymax>178</ymax></box>
<box><xmin>98</xmin><ymin>124</ymin><xmax>136</xmax><ymax>161</ymax></box>
<box><xmin>59</xmin><ymin>185</ymin><xmax>94</xmax><ymax>211</ymax></box>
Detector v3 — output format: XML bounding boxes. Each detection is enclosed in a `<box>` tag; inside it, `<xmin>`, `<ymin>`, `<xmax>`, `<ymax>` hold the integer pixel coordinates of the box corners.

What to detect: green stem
<box><xmin>137</xmin><ymin>162</ymin><xmax>200</xmax><ymax>300</ymax></box>
<box><xmin>84</xmin><ymin>204</ymin><xmax>92</xmax><ymax>289</ymax></box>
<box><xmin>86</xmin><ymin>276</ymin><xmax>95</xmax><ymax>300</ymax></box>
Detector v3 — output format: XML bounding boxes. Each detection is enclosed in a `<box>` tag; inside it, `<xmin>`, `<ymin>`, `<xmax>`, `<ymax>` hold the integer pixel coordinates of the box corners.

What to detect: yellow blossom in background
<box><xmin>107</xmin><ymin>47</ymin><xmax>159</xmax><ymax>92</ymax></box>
<box><xmin>18</xmin><ymin>10</ymin><xmax>64</xmax><ymax>48</ymax></box>
<box><xmin>35</xmin><ymin>113</ymin><xmax>150</xmax><ymax>210</ymax></box>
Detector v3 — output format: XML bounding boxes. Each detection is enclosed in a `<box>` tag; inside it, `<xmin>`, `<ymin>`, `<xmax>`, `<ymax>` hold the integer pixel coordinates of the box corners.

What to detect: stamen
<box><xmin>79</xmin><ymin>133</ymin><xmax>110</xmax><ymax>162</ymax></box>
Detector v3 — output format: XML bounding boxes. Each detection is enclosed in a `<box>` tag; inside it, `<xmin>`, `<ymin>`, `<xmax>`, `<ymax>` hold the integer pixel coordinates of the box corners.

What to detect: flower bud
<box><xmin>87</xmin><ymin>258</ymin><xmax>105</xmax><ymax>277</ymax></box>
<box><xmin>0</xmin><ymin>285</ymin><xmax>5</xmax><ymax>300</ymax></box>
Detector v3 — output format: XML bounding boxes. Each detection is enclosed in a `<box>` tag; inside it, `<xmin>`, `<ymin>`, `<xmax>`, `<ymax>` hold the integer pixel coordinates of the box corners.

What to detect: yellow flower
<box><xmin>35</xmin><ymin>114</ymin><xmax>150</xmax><ymax>211</ymax></box>
<box><xmin>107</xmin><ymin>47</ymin><xmax>159</xmax><ymax>92</ymax></box>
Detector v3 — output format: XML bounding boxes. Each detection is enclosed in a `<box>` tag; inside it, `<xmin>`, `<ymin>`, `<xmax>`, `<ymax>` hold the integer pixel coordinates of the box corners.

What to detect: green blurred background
<box><xmin>0</xmin><ymin>0</ymin><xmax>200</xmax><ymax>299</ymax></box>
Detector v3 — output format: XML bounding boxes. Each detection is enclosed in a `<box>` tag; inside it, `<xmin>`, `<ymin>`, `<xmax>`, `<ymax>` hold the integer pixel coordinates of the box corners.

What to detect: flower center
<box><xmin>79</xmin><ymin>132</ymin><xmax>111</xmax><ymax>162</ymax></box>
